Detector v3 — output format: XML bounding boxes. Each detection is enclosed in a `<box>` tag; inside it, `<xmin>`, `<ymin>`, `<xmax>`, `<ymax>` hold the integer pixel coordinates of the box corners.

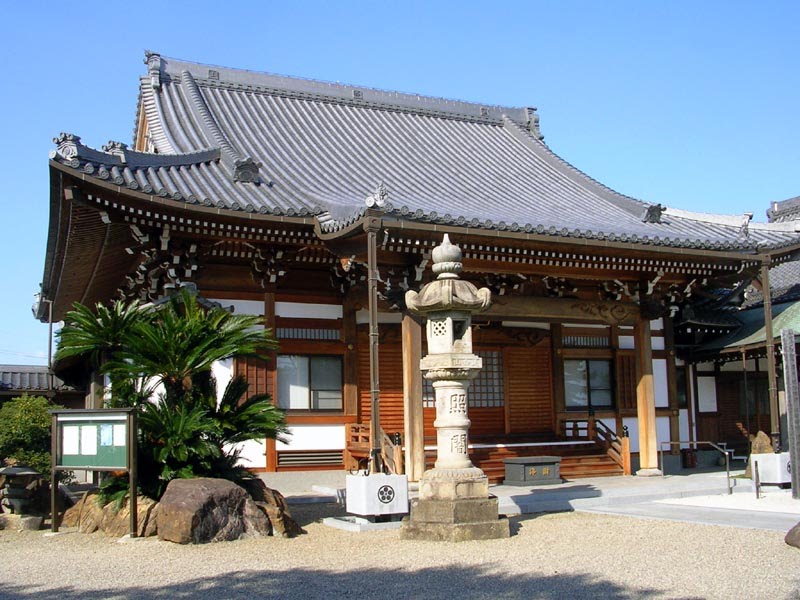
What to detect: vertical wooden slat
<box><xmin>342</xmin><ymin>297</ymin><xmax>359</xmax><ymax>416</ymax></box>
<box><xmin>664</xmin><ymin>317</ymin><xmax>680</xmax><ymax>454</ymax></box>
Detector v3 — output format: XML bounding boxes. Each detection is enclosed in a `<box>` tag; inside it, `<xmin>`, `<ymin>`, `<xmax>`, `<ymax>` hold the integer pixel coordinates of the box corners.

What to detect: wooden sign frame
<box><xmin>49</xmin><ymin>408</ymin><xmax>138</xmax><ymax>537</ymax></box>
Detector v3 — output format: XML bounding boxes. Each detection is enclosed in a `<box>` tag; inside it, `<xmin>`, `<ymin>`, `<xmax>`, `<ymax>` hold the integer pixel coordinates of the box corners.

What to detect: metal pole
<box><xmin>761</xmin><ymin>261</ymin><xmax>780</xmax><ymax>451</ymax></box>
<box><xmin>366</xmin><ymin>221</ymin><xmax>383</xmax><ymax>474</ymax></box>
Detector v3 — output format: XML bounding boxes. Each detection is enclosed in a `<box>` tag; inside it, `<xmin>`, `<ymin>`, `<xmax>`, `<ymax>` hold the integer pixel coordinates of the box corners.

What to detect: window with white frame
<box><xmin>564</xmin><ymin>359</ymin><xmax>613</xmax><ymax>410</ymax></box>
<box><xmin>277</xmin><ymin>355</ymin><xmax>343</xmax><ymax>411</ymax></box>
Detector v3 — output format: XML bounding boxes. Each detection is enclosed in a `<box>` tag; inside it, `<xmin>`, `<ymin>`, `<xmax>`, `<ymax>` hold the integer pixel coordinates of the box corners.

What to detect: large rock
<box><xmin>786</xmin><ymin>522</ymin><xmax>800</xmax><ymax>549</ymax></box>
<box><xmin>157</xmin><ymin>477</ymin><xmax>270</xmax><ymax>544</ymax></box>
<box><xmin>61</xmin><ymin>491</ymin><xmax>159</xmax><ymax>537</ymax></box>
<box><xmin>746</xmin><ymin>431</ymin><xmax>774</xmax><ymax>478</ymax></box>
<box><xmin>239</xmin><ymin>477</ymin><xmax>305</xmax><ymax>538</ymax></box>
<box><xmin>100</xmin><ymin>495</ymin><xmax>159</xmax><ymax>538</ymax></box>
<box><xmin>61</xmin><ymin>491</ymin><xmax>105</xmax><ymax>533</ymax></box>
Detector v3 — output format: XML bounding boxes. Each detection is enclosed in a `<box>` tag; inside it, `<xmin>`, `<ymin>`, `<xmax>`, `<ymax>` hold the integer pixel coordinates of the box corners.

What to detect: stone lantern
<box><xmin>400</xmin><ymin>235</ymin><xmax>509</xmax><ymax>541</ymax></box>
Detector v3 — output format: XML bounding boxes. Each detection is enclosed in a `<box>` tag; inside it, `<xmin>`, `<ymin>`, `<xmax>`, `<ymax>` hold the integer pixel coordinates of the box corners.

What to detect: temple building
<box><xmin>36</xmin><ymin>52</ymin><xmax>800</xmax><ymax>480</ymax></box>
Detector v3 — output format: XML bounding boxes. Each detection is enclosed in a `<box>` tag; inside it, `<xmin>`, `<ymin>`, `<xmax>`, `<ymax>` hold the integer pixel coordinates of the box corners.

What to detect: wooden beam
<box><xmin>264</xmin><ymin>292</ymin><xmax>278</xmax><ymax>472</ymax></box>
<box><xmin>485</xmin><ymin>296</ymin><xmax>639</xmax><ymax>325</ymax></box>
<box><xmin>635</xmin><ymin>318</ymin><xmax>661</xmax><ymax>474</ymax></box>
<box><xmin>664</xmin><ymin>317</ymin><xmax>681</xmax><ymax>455</ymax></box>
<box><xmin>402</xmin><ymin>313</ymin><xmax>424</xmax><ymax>482</ymax></box>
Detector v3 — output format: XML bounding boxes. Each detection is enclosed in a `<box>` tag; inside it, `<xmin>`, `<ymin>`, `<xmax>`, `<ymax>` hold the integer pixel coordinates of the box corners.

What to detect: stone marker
<box><xmin>401</xmin><ymin>235</ymin><xmax>510</xmax><ymax>542</ymax></box>
<box><xmin>746</xmin><ymin>431</ymin><xmax>774</xmax><ymax>479</ymax></box>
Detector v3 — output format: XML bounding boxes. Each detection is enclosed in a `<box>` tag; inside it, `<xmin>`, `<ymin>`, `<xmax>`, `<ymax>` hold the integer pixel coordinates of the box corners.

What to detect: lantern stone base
<box><xmin>418</xmin><ymin>467</ymin><xmax>489</xmax><ymax>500</ymax></box>
<box><xmin>400</xmin><ymin>496</ymin><xmax>510</xmax><ymax>542</ymax></box>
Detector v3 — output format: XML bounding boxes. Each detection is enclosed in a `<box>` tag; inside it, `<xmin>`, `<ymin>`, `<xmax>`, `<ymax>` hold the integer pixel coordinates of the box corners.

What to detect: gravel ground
<box><xmin>0</xmin><ymin>503</ymin><xmax>798</xmax><ymax>600</ymax></box>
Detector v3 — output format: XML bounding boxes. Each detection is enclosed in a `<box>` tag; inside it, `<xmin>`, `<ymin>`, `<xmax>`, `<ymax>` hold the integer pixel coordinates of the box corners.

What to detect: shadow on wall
<box><xmin>0</xmin><ymin>565</ymin><xmax>664</xmax><ymax>599</ymax></box>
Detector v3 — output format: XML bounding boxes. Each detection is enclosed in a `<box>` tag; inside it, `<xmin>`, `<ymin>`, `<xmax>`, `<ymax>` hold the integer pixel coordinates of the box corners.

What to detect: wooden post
<box><xmin>780</xmin><ymin>329</ymin><xmax>800</xmax><ymax>498</ymax></box>
<box><xmin>635</xmin><ymin>318</ymin><xmax>661</xmax><ymax>475</ymax></box>
<box><xmin>264</xmin><ymin>292</ymin><xmax>278</xmax><ymax>471</ymax></box>
<box><xmin>621</xmin><ymin>436</ymin><xmax>632</xmax><ymax>476</ymax></box>
<box><xmin>402</xmin><ymin>313</ymin><xmax>424</xmax><ymax>481</ymax></box>
<box><xmin>761</xmin><ymin>262</ymin><xmax>781</xmax><ymax>450</ymax></box>
<box><xmin>50</xmin><ymin>414</ymin><xmax>58</xmax><ymax>533</ymax></box>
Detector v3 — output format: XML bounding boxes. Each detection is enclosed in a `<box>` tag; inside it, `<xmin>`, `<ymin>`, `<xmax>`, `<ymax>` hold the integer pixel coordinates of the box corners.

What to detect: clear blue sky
<box><xmin>0</xmin><ymin>1</ymin><xmax>797</xmax><ymax>365</ymax></box>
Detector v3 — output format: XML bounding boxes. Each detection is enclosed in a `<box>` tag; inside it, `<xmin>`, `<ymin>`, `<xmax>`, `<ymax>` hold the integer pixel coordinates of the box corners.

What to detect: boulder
<box><xmin>61</xmin><ymin>491</ymin><xmax>105</xmax><ymax>533</ymax></box>
<box><xmin>239</xmin><ymin>477</ymin><xmax>305</xmax><ymax>537</ymax></box>
<box><xmin>157</xmin><ymin>478</ymin><xmax>252</xmax><ymax>544</ymax></box>
<box><xmin>100</xmin><ymin>495</ymin><xmax>160</xmax><ymax>538</ymax></box>
<box><xmin>746</xmin><ymin>431</ymin><xmax>774</xmax><ymax>478</ymax></box>
<box><xmin>786</xmin><ymin>522</ymin><xmax>800</xmax><ymax>549</ymax></box>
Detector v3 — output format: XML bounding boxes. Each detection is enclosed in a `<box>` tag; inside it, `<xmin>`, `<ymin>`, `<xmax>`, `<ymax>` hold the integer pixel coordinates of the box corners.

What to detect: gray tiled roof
<box><xmin>0</xmin><ymin>365</ymin><xmax>71</xmax><ymax>392</ymax></box>
<box><xmin>48</xmin><ymin>52</ymin><xmax>800</xmax><ymax>252</ymax></box>
<box><xmin>767</xmin><ymin>195</ymin><xmax>800</xmax><ymax>223</ymax></box>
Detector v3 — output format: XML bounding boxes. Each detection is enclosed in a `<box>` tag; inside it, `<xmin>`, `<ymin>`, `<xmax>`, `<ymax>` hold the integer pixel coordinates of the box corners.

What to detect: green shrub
<box><xmin>0</xmin><ymin>395</ymin><xmax>61</xmax><ymax>478</ymax></box>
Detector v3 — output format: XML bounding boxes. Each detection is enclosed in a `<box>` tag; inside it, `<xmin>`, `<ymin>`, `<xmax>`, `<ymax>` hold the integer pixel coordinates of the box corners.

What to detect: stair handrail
<box><xmin>594</xmin><ymin>420</ymin><xmax>632</xmax><ymax>475</ymax></box>
<box><xmin>658</xmin><ymin>440</ymin><xmax>732</xmax><ymax>495</ymax></box>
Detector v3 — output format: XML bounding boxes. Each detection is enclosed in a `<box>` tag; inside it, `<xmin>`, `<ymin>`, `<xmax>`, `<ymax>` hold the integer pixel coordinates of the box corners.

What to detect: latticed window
<box><xmin>423</xmin><ymin>350</ymin><xmax>504</xmax><ymax>408</ymax></box>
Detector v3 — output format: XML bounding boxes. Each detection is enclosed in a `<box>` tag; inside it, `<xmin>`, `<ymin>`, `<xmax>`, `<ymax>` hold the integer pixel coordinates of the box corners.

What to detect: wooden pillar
<box><xmin>264</xmin><ymin>292</ymin><xmax>278</xmax><ymax>471</ymax></box>
<box><xmin>551</xmin><ymin>324</ymin><xmax>565</xmax><ymax>435</ymax></box>
<box><xmin>402</xmin><ymin>313</ymin><xmax>425</xmax><ymax>481</ymax></box>
<box><xmin>342</xmin><ymin>297</ymin><xmax>359</xmax><ymax>417</ymax></box>
<box><xmin>635</xmin><ymin>318</ymin><xmax>661</xmax><ymax>474</ymax></box>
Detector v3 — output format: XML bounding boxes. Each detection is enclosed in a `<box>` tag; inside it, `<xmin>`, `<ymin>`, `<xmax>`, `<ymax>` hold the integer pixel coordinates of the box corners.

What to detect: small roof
<box><xmin>47</xmin><ymin>52</ymin><xmax>800</xmax><ymax>252</ymax></box>
<box><xmin>692</xmin><ymin>301</ymin><xmax>800</xmax><ymax>356</ymax></box>
<box><xmin>0</xmin><ymin>365</ymin><xmax>72</xmax><ymax>393</ymax></box>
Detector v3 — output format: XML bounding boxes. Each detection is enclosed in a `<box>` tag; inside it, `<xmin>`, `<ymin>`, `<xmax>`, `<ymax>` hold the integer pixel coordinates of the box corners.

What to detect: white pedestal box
<box><xmin>345</xmin><ymin>474</ymin><xmax>409</xmax><ymax>516</ymax></box>
<box><xmin>751</xmin><ymin>452</ymin><xmax>792</xmax><ymax>485</ymax></box>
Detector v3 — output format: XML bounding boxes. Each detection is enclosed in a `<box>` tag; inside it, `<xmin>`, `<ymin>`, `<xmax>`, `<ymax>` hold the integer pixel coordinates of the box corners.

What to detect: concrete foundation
<box><xmin>401</xmin><ymin>496</ymin><xmax>510</xmax><ymax>541</ymax></box>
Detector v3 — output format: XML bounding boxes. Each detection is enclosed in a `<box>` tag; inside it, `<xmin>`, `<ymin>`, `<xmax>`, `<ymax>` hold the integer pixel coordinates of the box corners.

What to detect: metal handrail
<box><xmin>658</xmin><ymin>440</ymin><xmax>733</xmax><ymax>495</ymax></box>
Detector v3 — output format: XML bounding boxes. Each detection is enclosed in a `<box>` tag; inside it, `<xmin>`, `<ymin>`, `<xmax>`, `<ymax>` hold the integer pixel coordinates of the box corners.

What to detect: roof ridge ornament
<box><xmin>739</xmin><ymin>212</ymin><xmax>753</xmax><ymax>240</ymax></box>
<box><xmin>144</xmin><ymin>51</ymin><xmax>162</xmax><ymax>90</ymax></box>
<box><xmin>365</xmin><ymin>181</ymin><xmax>389</xmax><ymax>208</ymax></box>
<box><xmin>50</xmin><ymin>133</ymin><xmax>81</xmax><ymax>162</ymax></box>
<box><xmin>102</xmin><ymin>140</ymin><xmax>129</xmax><ymax>163</ymax></box>
<box><xmin>525</xmin><ymin>107</ymin><xmax>544</xmax><ymax>141</ymax></box>
<box><xmin>233</xmin><ymin>157</ymin><xmax>262</xmax><ymax>183</ymax></box>
<box><xmin>642</xmin><ymin>203</ymin><xmax>666</xmax><ymax>224</ymax></box>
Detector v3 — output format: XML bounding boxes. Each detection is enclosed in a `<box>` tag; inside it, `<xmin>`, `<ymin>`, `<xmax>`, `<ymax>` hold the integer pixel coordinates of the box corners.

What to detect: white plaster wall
<box><xmin>696</xmin><ymin>361</ymin><xmax>715</xmax><ymax>373</ymax></box>
<box><xmin>651</xmin><ymin>337</ymin><xmax>665</xmax><ymax>351</ymax></box>
<box><xmin>697</xmin><ymin>377</ymin><xmax>718</xmax><ymax>412</ymax></box>
<box><xmin>356</xmin><ymin>310</ymin><xmax>402</xmax><ymax>324</ymax></box>
<box><xmin>598</xmin><ymin>418</ymin><xmax>617</xmax><ymax>434</ymax></box>
<box><xmin>653</xmin><ymin>358</ymin><xmax>669</xmax><ymax>408</ymax></box>
<box><xmin>679</xmin><ymin>409</ymin><xmax>691</xmax><ymax>448</ymax></box>
<box><xmin>619</xmin><ymin>336</ymin><xmax>635</xmax><ymax>349</ymax></box>
<box><xmin>229</xmin><ymin>439</ymin><xmax>266</xmax><ymax>468</ymax></box>
<box><xmin>623</xmin><ymin>417</ymin><xmax>639</xmax><ymax>453</ymax></box>
<box><xmin>209</xmin><ymin>299</ymin><xmax>264</xmax><ymax>316</ymax></box>
<box><xmin>277</xmin><ymin>302</ymin><xmax>342</xmax><ymax>320</ymax></box>
<box><xmin>212</xmin><ymin>358</ymin><xmax>234</xmax><ymax>403</ymax></box>
<box><xmin>650</xmin><ymin>318</ymin><xmax>663</xmax><ymax>330</ymax></box>
<box><xmin>276</xmin><ymin>425</ymin><xmax>346</xmax><ymax>450</ymax></box>
<box><xmin>656</xmin><ymin>416</ymin><xmax>671</xmax><ymax>450</ymax></box>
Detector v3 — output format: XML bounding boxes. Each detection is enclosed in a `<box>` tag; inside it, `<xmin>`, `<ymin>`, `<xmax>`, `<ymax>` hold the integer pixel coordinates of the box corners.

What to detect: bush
<box><xmin>0</xmin><ymin>395</ymin><xmax>61</xmax><ymax>478</ymax></box>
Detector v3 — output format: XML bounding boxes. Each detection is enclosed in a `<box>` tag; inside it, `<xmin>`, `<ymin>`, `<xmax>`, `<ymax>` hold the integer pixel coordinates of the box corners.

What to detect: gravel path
<box><xmin>1</xmin><ymin>503</ymin><xmax>798</xmax><ymax>599</ymax></box>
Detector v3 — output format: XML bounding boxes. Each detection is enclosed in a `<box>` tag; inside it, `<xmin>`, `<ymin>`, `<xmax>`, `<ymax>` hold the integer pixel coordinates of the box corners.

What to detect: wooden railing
<box><xmin>558</xmin><ymin>417</ymin><xmax>631</xmax><ymax>476</ymax></box>
<box><xmin>344</xmin><ymin>423</ymin><xmax>404</xmax><ymax>475</ymax></box>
